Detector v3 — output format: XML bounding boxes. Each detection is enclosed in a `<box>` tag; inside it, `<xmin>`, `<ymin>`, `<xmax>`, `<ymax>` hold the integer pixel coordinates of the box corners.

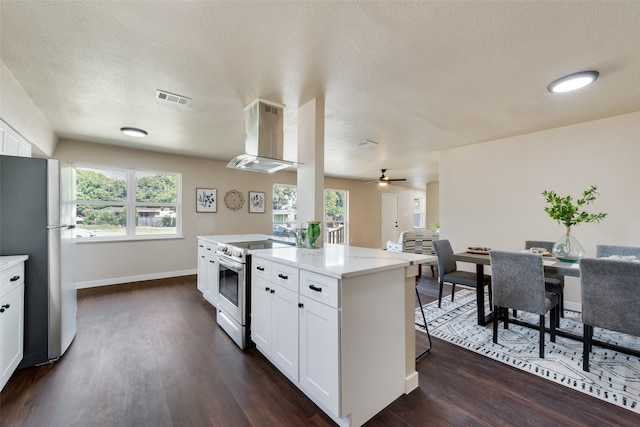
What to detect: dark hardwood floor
<box><xmin>1</xmin><ymin>274</ymin><xmax>638</xmax><ymax>426</ymax></box>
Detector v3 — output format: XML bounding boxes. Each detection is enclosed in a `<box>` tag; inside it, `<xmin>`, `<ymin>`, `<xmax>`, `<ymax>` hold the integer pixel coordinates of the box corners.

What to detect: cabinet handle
<box><xmin>278</xmin><ymin>273</ymin><xmax>288</xmax><ymax>280</ymax></box>
<box><xmin>209</xmin><ymin>260</ymin><xmax>215</xmax><ymax>263</ymax></box>
<box><xmin>270</xmin><ymin>289</ymin><xmax>275</xmax><ymax>294</ymax></box>
<box><xmin>298</xmin><ymin>303</ymin><xmax>304</xmax><ymax>308</ymax></box>
<box><xmin>265</xmin><ymin>287</ymin><xmax>270</xmax><ymax>292</ymax></box>
<box><xmin>309</xmin><ymin>284</ymin><xmax>322</xmax><ymax>292</ymax></box>
<box><xmin>0</xmin><ymin>304</ymin><xmax>9</xmax><ymax>313</ymax></box>
<box><xmin>257</xmin><ymin>266</ymin><xmax>265</xmax><ymax>271</ymax></box>
<box><xmin>10</xmin><ymin>275</ymin><xmax>20</xmax><ymax>282</ymax></box>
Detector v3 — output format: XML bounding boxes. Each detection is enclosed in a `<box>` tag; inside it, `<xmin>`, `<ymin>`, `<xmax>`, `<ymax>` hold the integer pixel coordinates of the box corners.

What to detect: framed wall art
<box><xmin>196</xmin><ymin>188</ymin><xmax>217</xmax><ymax>212</ymax></box>
<box><xmin>248</xmin><ymin>191</ymin><xmax>266</xmax><ymax>213</ymax></box>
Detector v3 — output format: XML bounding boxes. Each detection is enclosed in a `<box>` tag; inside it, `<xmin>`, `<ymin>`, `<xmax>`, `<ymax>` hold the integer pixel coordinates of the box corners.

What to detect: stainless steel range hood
<box><xmin>227</xmin><ymin>99</ymin><xmax>297</xmax><ymax>174</ymax></box>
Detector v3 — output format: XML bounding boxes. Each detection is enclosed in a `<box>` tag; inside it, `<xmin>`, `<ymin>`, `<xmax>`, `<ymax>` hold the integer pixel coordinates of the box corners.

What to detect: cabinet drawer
<box><xmin>1</xmin><ymin>263</ymin><xmax>24</xmax><ymax>298</ymax></box>
<box><xmin>300</xmin><ymin>270</ymin><xmax>339</xmax><ymax>309</ymax></box>
<box><xmin>271</xmin><ymin>262</ymin><xmax>298</xmax><ymax>293</ymax></box>
<box><xmin>252</xmin><ymin>258</ymin><xmax>271</xmax><ymax>281</ymax></box>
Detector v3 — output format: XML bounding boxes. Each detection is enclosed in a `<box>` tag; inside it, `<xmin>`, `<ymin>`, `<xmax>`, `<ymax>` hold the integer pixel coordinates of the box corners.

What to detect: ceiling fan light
<box><xmin>547</xmin><ymin>70</ymin><xmax>599</xmax><ymax>93</ymax></box>
<box><xmin>120</xmin><ymin>127</ymin><xmax>148</xmax><ymax>137</ymax></box>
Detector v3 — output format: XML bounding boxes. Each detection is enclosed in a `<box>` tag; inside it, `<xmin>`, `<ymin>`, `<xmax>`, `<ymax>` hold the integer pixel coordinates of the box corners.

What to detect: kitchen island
<box><xmin>251</xmin><ymin>244</ymin><xmax>434</xmax><ymax>427</ymax></box>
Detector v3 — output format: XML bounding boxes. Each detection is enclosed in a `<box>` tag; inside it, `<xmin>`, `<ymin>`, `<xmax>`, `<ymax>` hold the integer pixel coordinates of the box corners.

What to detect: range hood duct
<box><xmin>227</xmin><ymin>99</ymin><xmax>297</xmax><ymax>174</ymax></box>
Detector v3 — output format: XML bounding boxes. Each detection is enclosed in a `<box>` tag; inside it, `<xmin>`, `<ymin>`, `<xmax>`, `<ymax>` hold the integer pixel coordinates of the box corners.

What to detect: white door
<box><xmin>381</xmin><ymin>193</ymin><xmax>399</xmax><ymax>248</ymax></box>
<box><xmin>271</xmin><ymin>284</ymin><xmax>299</xmax><ymax>381</ymax></box>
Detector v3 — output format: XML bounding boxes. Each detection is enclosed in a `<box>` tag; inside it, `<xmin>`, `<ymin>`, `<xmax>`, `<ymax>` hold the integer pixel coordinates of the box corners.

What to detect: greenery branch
<box><xmin>542</xmin><ymin>185</ymin><xmax>607</xmax><ymax>229</ymax></box>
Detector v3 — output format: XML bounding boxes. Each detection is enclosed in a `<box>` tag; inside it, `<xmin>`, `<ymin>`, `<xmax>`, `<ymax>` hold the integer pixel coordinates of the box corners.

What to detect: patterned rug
<box><xmin>415</xmin><ymin>289</ymin><xmax>640</xmax><ymax>414</ymax></box>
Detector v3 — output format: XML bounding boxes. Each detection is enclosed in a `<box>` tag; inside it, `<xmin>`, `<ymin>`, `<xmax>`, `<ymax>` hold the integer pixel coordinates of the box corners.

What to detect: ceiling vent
<box><xmin>155</xmin><ymin>90</ymin><xmax>191</xmax><ymax>106</ymax></box>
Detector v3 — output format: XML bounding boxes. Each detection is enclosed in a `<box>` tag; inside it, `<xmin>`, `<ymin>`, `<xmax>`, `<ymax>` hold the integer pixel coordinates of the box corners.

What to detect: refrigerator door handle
<box><xmin>47</xmin><ymin>224</ymin><xmax>76</xmax><ymax>230</ymax></box>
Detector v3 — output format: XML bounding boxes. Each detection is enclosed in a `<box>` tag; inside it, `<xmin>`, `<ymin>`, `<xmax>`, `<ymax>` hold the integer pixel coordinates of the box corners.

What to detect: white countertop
<box><xmin>0</xmin><ymin>255</ymin><xmax>29</xmax><ymax>272</ymax></box>
<box><xmin>251</xmin><ymin>244</ymin><xmax>435</xmax><ymax>279</ymax></box>
<box><xmin>198</xmin><ymin>234</ymin><xmax>296</xmax><ymax>245</ymax></box>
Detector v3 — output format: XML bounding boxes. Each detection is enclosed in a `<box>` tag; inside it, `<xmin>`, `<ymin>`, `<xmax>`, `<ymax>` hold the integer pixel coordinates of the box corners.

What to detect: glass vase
<box><xmin>307</xmin><ymin>221</ymin><xmax>322</xmax><ymax>249</ymax></box>
<box><xmin>552</xmin><ymin>227</ymin><xmax>585</xmax><ymax>263</ymax></box>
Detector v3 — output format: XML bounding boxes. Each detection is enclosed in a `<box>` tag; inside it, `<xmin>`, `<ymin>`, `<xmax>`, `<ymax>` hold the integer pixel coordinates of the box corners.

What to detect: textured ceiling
<box><xmin>1</xmin><ymin>1</ymin><xmax>640</xmax><ymax>187</ymax></box>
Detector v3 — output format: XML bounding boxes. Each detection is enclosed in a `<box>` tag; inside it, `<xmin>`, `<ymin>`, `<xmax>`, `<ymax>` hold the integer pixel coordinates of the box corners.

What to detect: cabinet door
<box><xmin>299</xmin><ymin>295</ymin><xmax>340</xmax><ymax>415</ymax></box>
<box><xmin>204</xmin><ymin>254</ymin><xmax>218</xmax><ymax>306</ymax></box>
<box><xmin>196</xmin><ymin>243</ymin><xmax>208</xmax><ymax>293</ymax></box>
<box><xmin>1</xmin><ymin>283</ymin><xmax>24</xmax><ymax>392</ymax></box>
<box><xmin>251</xmin><ymin>276</ymin><xmax>272</xmax><ymax>353</ymax></box>
<box><xmin>271</xmin><ymin>284</ymin><xmax>299</xmax><ymax>381</ymax></box>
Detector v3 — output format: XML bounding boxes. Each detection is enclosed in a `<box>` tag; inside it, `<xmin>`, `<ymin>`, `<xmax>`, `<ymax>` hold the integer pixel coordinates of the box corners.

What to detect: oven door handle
<box><xmin>217</xmin><ymin>255</ymin><xmax>243</xmax><ymax>272</ymax></box>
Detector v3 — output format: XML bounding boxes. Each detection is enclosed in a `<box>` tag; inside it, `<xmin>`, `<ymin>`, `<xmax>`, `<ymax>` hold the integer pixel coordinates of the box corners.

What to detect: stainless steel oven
<box><xmin>215</xmin><ymin>239</ymin><xmax>293</xmax><ymax>349</ymax></box>
<box><xmin>216</xmin><ymin>253</ymin><xmax>246</xmax><ymax>347</ymax></box>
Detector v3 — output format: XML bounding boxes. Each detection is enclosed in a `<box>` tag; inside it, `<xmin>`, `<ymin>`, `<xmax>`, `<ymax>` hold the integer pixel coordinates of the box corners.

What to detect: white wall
<box><xmin>439</xmin><ymin>110</ymin><xmax>640</xmax><ymax>310</ymax></box>
<box><xmin>53</xmin><ymin>139</ymin><xmax>425</xmax><ymax>287</ymax></box>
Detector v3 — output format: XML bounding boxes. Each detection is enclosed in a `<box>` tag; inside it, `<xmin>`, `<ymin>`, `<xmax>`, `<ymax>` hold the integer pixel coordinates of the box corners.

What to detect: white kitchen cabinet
<box><xmin>204</xmin><ymin>253</ymin><xmax>218</xmax><ymax>306</ymax></box>
<box><xmin>250</xmin><ymin>275</ymin><xmax>272</xmax><ymax>351</ymax></box>
<box><xmin>1</xmin><ymin>258</ymin><xmax>26</xmax><ymax>392</ymax></box>
<box><xmin>196</xmin><ymin>242</ymin><xmax>208</xmax><ymax>293</ymax></box>
<box><xmin>251</xmin><ymin>260</ymin><xmax>299</xmax><ymax>382</ymax></box>
<box><xmin>299</xmin><ymin>294</ymin><xmax>339</xmax><ymax>414</ymax></box>
<box><xmin>0</xmin><ymin>120</ymin><xmax>31</xmax><ymax>157</ymax></box>
<box><xmin>252</xmin><ymin>247</ymin><xmax>412</xmax><ymax>427</ymax></box>
<box><xmin>197</xmin><ymin>239</ymin><xmax>218</xmax><ymax>306</ymax></box>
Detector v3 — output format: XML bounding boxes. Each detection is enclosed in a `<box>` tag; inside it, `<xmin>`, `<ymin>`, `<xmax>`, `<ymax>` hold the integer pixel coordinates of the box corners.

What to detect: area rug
<box><xmin>415</xmin><ymin>289</ymin><xmax>640</xmax><ymax>414</ymax></box>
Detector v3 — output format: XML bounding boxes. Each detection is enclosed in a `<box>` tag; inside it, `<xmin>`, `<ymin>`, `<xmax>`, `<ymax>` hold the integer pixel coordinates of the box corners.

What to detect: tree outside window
<box><xmin>74</xmin><ymin>164</ymin><xmax>180</xmax><ymax>239</ymax></box>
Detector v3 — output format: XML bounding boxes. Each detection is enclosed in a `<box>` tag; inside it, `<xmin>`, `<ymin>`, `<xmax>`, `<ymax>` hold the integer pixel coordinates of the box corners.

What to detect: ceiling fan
<box><xmin>368</xmin><ymin>169</ymin><xmax>407</xmax><ymax>185</ymax></box>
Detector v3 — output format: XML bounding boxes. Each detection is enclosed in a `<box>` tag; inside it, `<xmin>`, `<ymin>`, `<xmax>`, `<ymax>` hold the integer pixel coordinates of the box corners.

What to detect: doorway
<box><xmin>381</xmin><ymin>193</ymin><xmax>398</xmax><ymax>248</ymax></box>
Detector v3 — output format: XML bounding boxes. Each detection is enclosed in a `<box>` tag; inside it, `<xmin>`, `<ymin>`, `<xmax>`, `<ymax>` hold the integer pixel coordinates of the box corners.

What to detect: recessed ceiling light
<box><xmin>120</xmin><ymin>127</ymin><xmax>148</xmax><ymax>137</ymax></box>
<box><xmin>547</xmin><ymin>70</ymin><xmax>599</xmax><ymax>93</ymax></box>
<box><xmin>357</xmin><ymin>140</ymin><xmax>378</xmax><ymax>148</ymax></box>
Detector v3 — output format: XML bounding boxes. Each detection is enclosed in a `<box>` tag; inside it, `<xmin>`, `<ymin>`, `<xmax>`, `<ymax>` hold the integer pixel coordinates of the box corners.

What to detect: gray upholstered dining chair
<box><xmin>580</xmin><ymin>257</ymin><xmax>640</xmax><ymax>372</ymax></box>
<box><xmin>595</xmin><ymin>244</ymin><xmax>640</xmax><ymax>258</ymax></box>
<box><xmin>525</xmin><ymin>240</ymin><xmax>565</xmax><ymax>320</ymax></box>
<box><xmin>489</xmin><ymin>250</ymin><xmax>558</xmax><ymax>358</ymax></box>
<box><xmin>432</xmin><ymin>239</ymin><xmax>491</xmax><ymax>308</ymax></box>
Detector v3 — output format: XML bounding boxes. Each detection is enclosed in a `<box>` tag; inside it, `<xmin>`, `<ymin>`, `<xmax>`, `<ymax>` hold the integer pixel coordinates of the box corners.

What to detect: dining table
<box><xmin>451</xmin><ymin>251</ymin><xmax>640</xmax><ymax>358</ymax></box>
<box><xmin>452</xmin><ymin>251</ymin><xmax>580</xmax><ymax>326</ymax></box>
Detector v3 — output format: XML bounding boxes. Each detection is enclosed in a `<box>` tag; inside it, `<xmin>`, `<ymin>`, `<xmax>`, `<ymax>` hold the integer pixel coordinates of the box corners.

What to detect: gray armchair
<box><xmin>433</xmin><ymin>239</ymin><xmax>491</xmax><ymax>308</ymax></box>
<box><xmin>490</xmin><ymin>250</ymin><xmax>558</xmax><ymax>358</ymax></box>
<box><xmin>580</xmin><ymin>257</ymin><xmax>640</xmax><ymax>371</ymax></box>
<box><xmin>525</xmin><ymin>240</ymin><xmax>565</xmax><ymax>320</ymax></box>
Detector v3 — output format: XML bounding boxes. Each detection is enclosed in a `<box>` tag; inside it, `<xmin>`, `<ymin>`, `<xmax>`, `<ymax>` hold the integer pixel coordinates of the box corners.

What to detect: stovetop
<box><xmin>216</xmin><ymin>239</ymin><xmax>294</xmax><ymax>262</ymax></box>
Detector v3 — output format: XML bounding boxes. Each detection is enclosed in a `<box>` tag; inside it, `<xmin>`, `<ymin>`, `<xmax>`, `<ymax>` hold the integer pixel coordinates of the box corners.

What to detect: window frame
<box><xmin>73</xmin><ymin>162</ymin><xmax>182</xmax><ymax>241</ymax></box>
<box><xmin>413</xmin><ymin>197</ymin><xmax>425</xmax><ymax>229</ymax></box>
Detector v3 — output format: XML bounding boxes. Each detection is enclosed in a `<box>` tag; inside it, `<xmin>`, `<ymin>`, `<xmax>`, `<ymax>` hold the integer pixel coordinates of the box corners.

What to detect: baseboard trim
<box><xmin>77</xmin><ymin>269</ymin><xmax>196</xmax><ymax>289</ymax></box>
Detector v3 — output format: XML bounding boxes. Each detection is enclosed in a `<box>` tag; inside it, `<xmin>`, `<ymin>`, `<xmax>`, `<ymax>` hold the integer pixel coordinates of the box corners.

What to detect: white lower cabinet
<box><xmin>299</xmin><ymin>294</ymin><xmax>339</xmax><ymax>414</ymax></box>
<box><xmin>252</xmin><ymin>259</ymin><xmax>341</xmax><ymax>419</ymax></box>
<box><xmin>251</xmin><ymin>261</ymin><xmax>299</xmax><ymax>381</ymax></box>
<box><xmin>197</xmin><ymin>239</ymin><xmax>218</xmax><ymax>305</ymax></box>
<box><xmin>1</xmin><ymin>260</ymin><xmax>26</xmax><ymax>392</ymax></box>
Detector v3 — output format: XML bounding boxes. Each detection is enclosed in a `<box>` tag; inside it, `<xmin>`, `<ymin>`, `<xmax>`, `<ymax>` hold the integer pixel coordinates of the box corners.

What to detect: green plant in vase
<box><xmin>307</xmin><ymin>221</ymin><xmax>321</xmax><ymax>249</ymax></box>
<box><xmin>542</xmin><ymin>185</ymin><xmax>607</xmax><ymax>263</ymax></box>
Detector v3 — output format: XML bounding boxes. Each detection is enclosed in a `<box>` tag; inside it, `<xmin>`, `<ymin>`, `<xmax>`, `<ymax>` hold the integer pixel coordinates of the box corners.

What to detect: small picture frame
<box><xmin>196</xmin><ymin>188</ymin><xmax>217</xmax><ymax>212</ymax></box>
<box><xmin>248</xmin><ymin>191</ymin><xmax>266</xmax><ymax>213</ymax></box>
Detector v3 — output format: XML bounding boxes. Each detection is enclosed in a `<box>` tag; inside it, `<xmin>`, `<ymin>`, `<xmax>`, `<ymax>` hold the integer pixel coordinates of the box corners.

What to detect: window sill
<box><xmin>75</xmin><ymin>235</ymin><xmax>185</xmax><ymax>243</ymax></box>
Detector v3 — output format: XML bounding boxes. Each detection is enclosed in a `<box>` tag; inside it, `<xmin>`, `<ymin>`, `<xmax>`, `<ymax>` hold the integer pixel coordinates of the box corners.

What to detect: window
<box><xmin>413</xmin><ymin>197</ymin><xmax>424</xmax><ymax>228</ymax></box>
<box><xmin>325</xmin><ymin>189</ymin><xmax>347</xmax><ymax>244</ymax></box>
<box><xmin>272</xmin><ymin>184</ymin><xmax>349</xmax><ymax>244</ymax></box>
<box><xmin>272</xmin><ymin>184</ymin><xmax>297</xmax><ymax>237</ymax></box>
<box><xmin>74</xmin><ymin>164</ymin><xmax>181</xmax><ymax>239</ymax></box>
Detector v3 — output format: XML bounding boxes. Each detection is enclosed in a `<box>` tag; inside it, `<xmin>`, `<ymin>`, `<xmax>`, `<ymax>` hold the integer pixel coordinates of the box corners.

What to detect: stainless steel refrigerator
<box><xmin>0</xmin><ymin>155</ymin><xmax>77</xmax><ymax>368</ymax></box>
